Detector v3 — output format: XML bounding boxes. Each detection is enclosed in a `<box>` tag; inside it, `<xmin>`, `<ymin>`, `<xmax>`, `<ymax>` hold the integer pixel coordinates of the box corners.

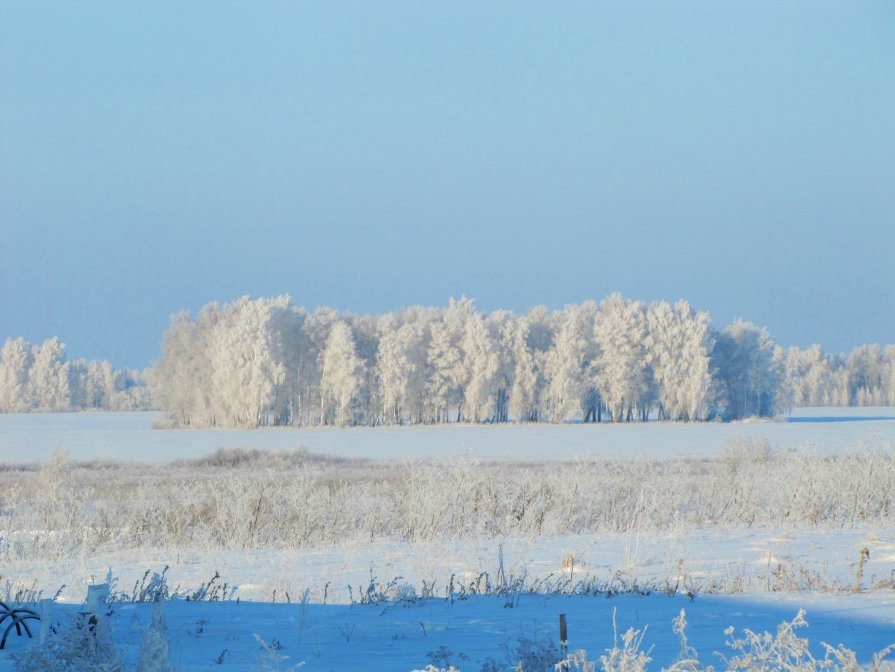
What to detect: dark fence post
<box><xmin>559</xmin><ymin>612</ymin><xmax>568</xmax><ymax>656</ymax></box>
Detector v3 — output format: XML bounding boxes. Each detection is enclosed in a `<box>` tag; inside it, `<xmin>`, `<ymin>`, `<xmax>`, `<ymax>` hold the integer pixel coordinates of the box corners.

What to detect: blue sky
<box><xmin>1</xmin><ymin>1</ymin><xmax>893</xmax><ymax>369</ymax></box>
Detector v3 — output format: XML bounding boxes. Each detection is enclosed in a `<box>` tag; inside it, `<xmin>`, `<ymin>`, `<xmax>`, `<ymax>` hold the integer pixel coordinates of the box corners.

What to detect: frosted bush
<box><xmin>254</xmin><ymin>634</ymin><xmax>305</xmax><ymax>671</ymax></box>
<box><xmin>555</xmin><ymin>650</ymin><xmax>596</xmax><ymax>671</ymax></box>
<box><xmin>479</xmin><ymin>635</ymin><xmax>563</xmax><ymax>671</ymax></box>
<box><xmin>15</xmin><ymin>611</ymin><xmax>123</xmax><ymax>672</ymax></box>
<box><xmin>137</xmin><ymin>598</ymin><xmax>171</xmax><ymax>672</ymax></box>
<box><xmin>600</xmin><ymin>622</ymin><xmax>652</xmax><ymax>672</ymax></box>
<box><xmin>556</xmin><ymin>610</ymin><xmax>895</xmax><ymax>672</ymax></box>
<box><xmin>721</xmin><ymin>609</ymin><xmax>895</xmax><ymax>672</ymax></box>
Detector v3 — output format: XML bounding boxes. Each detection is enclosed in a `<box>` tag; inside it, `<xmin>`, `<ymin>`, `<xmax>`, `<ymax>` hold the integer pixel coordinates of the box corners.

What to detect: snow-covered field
<box><xmin>3</xmin><ymin>591</ymin><xmax>894</xmax><ymax>671</ymax></box>
<box><xmin>1</xmin><ymin>409</ymin><xmax>893</xmax><ymax>670</ymax></box>
<box><xmin>1</xmin><ymin>407</ymin><xmax>894</xmax><ymax>464</ymax></box>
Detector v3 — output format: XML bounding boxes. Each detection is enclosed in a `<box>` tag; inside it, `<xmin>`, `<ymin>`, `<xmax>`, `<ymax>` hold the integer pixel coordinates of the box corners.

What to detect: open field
<box><xmin>1</xmin><ymin>407</ymin><xmax>894</xmax><ymax>464</ymax></box>
<box><xmin>1</xmin><ymin>409</ymin><xmax>893</xmax><ymax>670</ymax></box>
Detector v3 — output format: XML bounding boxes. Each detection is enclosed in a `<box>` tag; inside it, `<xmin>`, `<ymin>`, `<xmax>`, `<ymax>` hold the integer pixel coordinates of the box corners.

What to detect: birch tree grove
<box><xmin>0</xmin><ymin>336</ymin><xmax>148</xmax><ymax>413</ymax></box>
<box><xmin>145</xmin><ymin>294</ymin><xmax>895</xmax><ymax>427</ymax></box>
<box><xmin>7</xmin><ymin>294</ymin><xmax>889</xmax><ymax>423</ymax></box>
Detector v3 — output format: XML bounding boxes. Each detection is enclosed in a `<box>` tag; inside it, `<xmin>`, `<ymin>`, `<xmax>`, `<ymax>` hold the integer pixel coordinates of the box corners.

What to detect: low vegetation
<box><xmin>1</xmin><ymin>439</ymin><xmax>892</xmax><ymax>564</ymax></box>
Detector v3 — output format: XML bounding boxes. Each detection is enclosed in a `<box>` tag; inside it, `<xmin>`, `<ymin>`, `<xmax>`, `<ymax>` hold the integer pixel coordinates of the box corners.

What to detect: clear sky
<box><xmin>1</xmin><ymin>1</ymin><xmax>893</xmax><ymax>369</ymax></box>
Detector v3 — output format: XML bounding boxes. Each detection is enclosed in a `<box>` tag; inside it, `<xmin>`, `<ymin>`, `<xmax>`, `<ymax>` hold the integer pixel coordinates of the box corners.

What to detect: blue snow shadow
<box><xmin>9</xmin><ymin>593</ymin><xmax>893</xmax><ymax>671</ymax></box>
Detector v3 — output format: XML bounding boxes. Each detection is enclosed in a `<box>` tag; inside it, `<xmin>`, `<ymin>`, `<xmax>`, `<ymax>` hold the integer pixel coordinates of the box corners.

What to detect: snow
<box><xmin>8</xmin><ymin>527</ymin><xmax>895</xmax><ymax>607</ymax></box>
<box><xmin>2</xmin><ymin>526</ymin><xmax>894</xmax><ymax>669</ymax></box>
<box><xmin>1</xmin><ymin>407</ymin><xmax>894</xmax><ymax>464</ymax></box>
<box><xmin>1</xmin><ymin>409</ymin><xmax>893</xmax><ymax>669</ymax></box>
<box><xmin>1</xmin><ymin>591</ymin><xmax>893</xmax><ymax>670</ymax></box>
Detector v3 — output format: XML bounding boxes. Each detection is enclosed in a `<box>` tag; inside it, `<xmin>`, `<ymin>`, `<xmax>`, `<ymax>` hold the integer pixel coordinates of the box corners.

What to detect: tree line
<box><xmin>149</xmin><ymin>294</ymin><xmax>895</xmax><ymax>428</ymax></box>
<box><xmin>0</xmin><ymin>336</ymin><xmax>150</xmax><ymax>413</ymax></box>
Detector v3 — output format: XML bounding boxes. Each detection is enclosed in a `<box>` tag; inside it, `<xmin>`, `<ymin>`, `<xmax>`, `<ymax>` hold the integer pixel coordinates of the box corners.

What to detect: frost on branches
<box><xmin>141</xmin><ymin>294</ymin><xmax>895</xmax><ymax>428</ymax></box>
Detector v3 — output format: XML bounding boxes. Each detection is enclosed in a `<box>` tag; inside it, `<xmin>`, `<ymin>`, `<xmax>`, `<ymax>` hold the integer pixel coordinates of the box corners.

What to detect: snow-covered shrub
<box><xmin>721</xmin><ymin>609</ymin><xmax>895</xmax><ymax>672</ymax></box>
<box><xmin>119</xmin><ymin>567</ymin><xmax>172</xmax><ymax>603</ymax></box>
<box><xmin>599</xmin><ymin>622</ymin><xmax>651</xmax><ymax>672</ymax></box>
<box><xmin>137</xmin><ymin>598</ymin><xmax>171</xmax><ymax>672</ymax></box>
<box><xmin>663</xmin><ymin>610</ymin><xmax>708</xmax><ymax>672</ymax></box>
<box><xmin>551</xmin><ymin>610</ymin><xmax>895</xmax><ymax>672</ymax></box>
<box><xmin>477</xmin><ymin>634</ymin><xmax>562</xmax><ymax>671</ymax></box>
<box><xmin>554</xmin><ymin>650</ymin><xmax>596</xmax><ymax>672</ymax></box>
<box><xmin>15</xmin><ymin>611</ymin><xmax>123</xmax><ymax>672</ymax></box>
<box><xmin>254</xmin><ymin>634</ymin><xmax>305</xmax><ymax>671</ymax></box>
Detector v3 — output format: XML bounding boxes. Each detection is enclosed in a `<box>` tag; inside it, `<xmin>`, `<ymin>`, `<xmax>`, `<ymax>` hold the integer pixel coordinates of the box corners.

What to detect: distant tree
<box><xmin>461</xmin><ymin>312</ymin><xmax>500</xmax><ymax>423</ymax></box>
<box><xmin>543</xmin><ymin>305</ymin><xmax>591</xmax><ymax>423</ymax></box>
<box><xmin>711</xmin><ymin>320</ymin><xmax>781</xmax><ymax>419</ymax></box>
<box><xmin>347</xmin><ymin>314</ymin><xmax>380</xmax><ymax>425</ymax></box>
<box><xmin>0</xmin><ymin>336</ymin><xmax>151</xmax><ymax>414</ymax></box>
<box><xmin>779</xmin><ymin>344</ymin><xmax>837</xmax><ymax>408</ymax></box>
<box><xmin>212</xmin><ymin>296</ymin><xmax>291</xmax><ymax>426</ymax></box>
<box><xmin>884</xmin><ymin>345</ymin><xmax>895</xmax><ymax>406</ymax></box>
<box><xmin>503</xmin><ymin>316</ymin><xmax>539</xmax><ymax>422</ymax></box>
<box><xmin>0</xmin><ymin>337</ymin><xmax>32</xmax><ymax>412</ymax></box>
<box><xmin>377</xmin><ymin>318</ymin><xmax>428</xmax><ymax>424</ymax></box>
<box><xmin>319</xmin><ymin>321</ymin><xmax>364</xmax><ymax>426</ymax></box>
<box><xmin>426</xmin><ymin>297</ymin><xmax>474</xmax><ymax>422</ymax></box>
<box><xmin>847</xmin><ymin>344</ymin><xmax>886</xmax><ymax>406</ymax></box>
<box><xmin>29</xmin><ymin>338</ymin><xmax>71</xmax><ymax>411</ymax></box>
<box><xmin>152</xmin><ymin>311</ymin><xmax>213</xmax><ymax>426</ymax></box>
<box><xmin>270</xmin><ymin>303</ymin><xmax>310</xmax><ymax>426</ymax></box>
<box><xmin>593</xmin><ymin>295</ymin><xmax>650</xmax><ymax>422</ymax></box>
<box><xmin>647</xmin><ymin>301</ymin><xmax>713</xmax><ymax>421</ymax></box>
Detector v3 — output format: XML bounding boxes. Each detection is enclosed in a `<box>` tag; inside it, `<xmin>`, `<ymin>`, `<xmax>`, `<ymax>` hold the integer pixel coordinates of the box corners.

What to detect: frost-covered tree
<box><xmin>711</xmin><ymin>320</ymin><xmax>781</xmax><ymax>419</ymax></box>
<box><xmin>319</xmin><ymin>320</ymin><xmax>364</xmax><ymax>425</ymax></box>
<box><xmin>0</xmin><ymin>337</ymin><xmax>32</xmax><ymax>412</ymax></box>
<box><xmin>486</xmin><ymin>310</ymin><xmax>514</xmax><ymax>423</ymax></box>
<box><xmin>503</xmin><ymin>316</ymin><xmax>539</xmax><ymax>422</ymax></box>
<box><xmin>543</xmin><ymin>305</ymin><xmax>592</xmax><ymax>423</ymax></box>
<box><xmin>347</xmin><ymin>313</ymin><xmax>380</xmax><ymax>425</ymax></box>
<box><xmin>269</xmin><ymin>303</ymin><xmax>310</xmax><ymax>426</ymax></box>
<box><xmin>153</xmin><ymin>297</ymin><xmax>295</xmax><ymax>427</ymax></box>
<box><xmin>885</xmin><ymin>345</ymin><xmax>895</xmax><ymax>407</ymax></box>
<box><xmin>778</xmin><ymin>344</ymin><xmax>838</xmax><ymax>408</ymax></box>
<box><xmin>0</xmin><ymin>336</ymin><xmax>149</xmax><ymax>414</ymax></box>
<box><xmin>593</xmin><ymin>295</ymin><xmax>650</xmax><ymax>422</ymax></box>
<box><xmin>28</xmin><ymin>337</ymin><xmax>71</xmax><ymax>411</ymax></box>
<box><xmin>647</xmin><ymin>301</ymin><xmax>713</xmax><ymax>421</ymax></box>
<box><xmin>206</xmin><ymin>297</ymin><xmax>289</xmax><ymax>427</ymax></box>
<box><xmin>377</xmin><ymin>318</ymin><xmax>429</xmax><ymax>424</ymax></box>
<box><xmin>152</xmin><ymin>311</ymin><xmax>213</xmax><ymax>426</ymax></box>
<box><xmin>426</xmin><ymin>297</ymin><xmax>474</xmax><ymax>422</ymax></box>
<box><xmin>461</xmin><ymin>312</ymin><xmax>500</xmax><ymax>422</ymax></box>
<box><xmin>847</xmin><ymin>344</ymin><xmax>887</xmax><ymax>406</ymax></box>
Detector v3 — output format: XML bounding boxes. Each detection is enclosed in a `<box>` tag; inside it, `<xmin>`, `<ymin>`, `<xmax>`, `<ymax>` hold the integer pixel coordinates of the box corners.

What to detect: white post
<box><xmin>38</xmin><ymin>598</ymin><xmax>54</xmax><ymax>644</ymax></box>
<box><xmin>85</xmin><ymin>583</ymin><xmax>110</xmax><ymax>614</ymax></box>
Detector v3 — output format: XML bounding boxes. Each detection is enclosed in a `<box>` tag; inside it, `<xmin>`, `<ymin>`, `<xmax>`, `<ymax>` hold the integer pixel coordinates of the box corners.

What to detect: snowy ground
<box><xmin>1</xmin><ymin>407</ymin><xmax>894</xmax><ymax>464</ymax></box>
<box><xmin>2</xmin><ymin>591</ymin><xmax>894</xmax><ymax>671</ymax></box>
<box><xmin>8</xmin><ymin>526</ymin><xmax>895</xmax><ymax>607</ymax></box>
<box><xmin>1</xmin><ymin>409</ymin><xmax>893</xmax><ymax>670</ymax></box>
<box><xmin>3</xmin><ymin>521</ymin><xmax>894</xmax><ymax>669</ymax></box>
